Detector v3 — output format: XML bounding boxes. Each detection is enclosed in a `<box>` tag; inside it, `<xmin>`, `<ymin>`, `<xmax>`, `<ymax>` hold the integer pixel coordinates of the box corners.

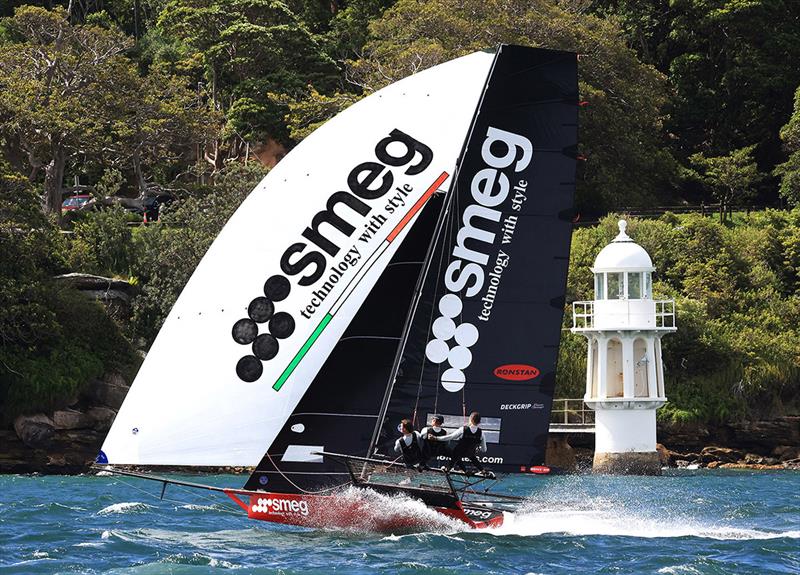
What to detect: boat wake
<box><xmin>495</xmin><ymin>507</ymin><xmax>800</xmax><ymax>540</ymax></box>
<box><xmin>477</xmin><ymin>487</ymin><xmax>800</xmax><ymax>541</ymax></box>
<box><xmin>315</xmin><ymin>486</ymin><xmax>465</xmax><ymax>533</ymax></box>
<box><xmin>97</xmin><ymin>501</ymin><xmax>155</xmax><ymax>515</ymax></box>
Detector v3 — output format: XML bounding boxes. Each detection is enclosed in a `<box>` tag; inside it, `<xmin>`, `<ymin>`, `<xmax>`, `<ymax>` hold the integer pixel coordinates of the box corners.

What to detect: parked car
<box><xmin>142</xmin><ymin>193</ymin><xmax>175</xmax><ymax>221</ymax></box>
<box><xmin>61</xmin><ymin>194</ymin><xmax>92</xmax><ymax>212</ymax></box>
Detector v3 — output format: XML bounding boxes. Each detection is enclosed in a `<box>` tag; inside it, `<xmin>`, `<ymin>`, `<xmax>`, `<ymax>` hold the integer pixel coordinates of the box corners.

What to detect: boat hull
<box><xmin>230</xmin><ymin>491</ymin><xmax>504</xmax><ymax>531</ymax></box>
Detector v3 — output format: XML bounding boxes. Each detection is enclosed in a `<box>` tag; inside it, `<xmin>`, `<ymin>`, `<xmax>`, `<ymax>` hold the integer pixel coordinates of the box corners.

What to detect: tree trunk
<box><xmin>132</xmin><ymin>148</ymin><xmax>148</xmax><ymax>199</ymax></box>
<box><xmin>44</xmin><ymin>149</ymin><xmax>66</xmax><ymax>223</ymax></box>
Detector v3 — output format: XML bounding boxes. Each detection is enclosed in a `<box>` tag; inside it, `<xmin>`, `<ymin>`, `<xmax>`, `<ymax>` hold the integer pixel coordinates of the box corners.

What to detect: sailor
<box><xmin>432</xmin><ymin>411</ymin><xmax>495</xmax><ymax>478</ymax></box>
<box><xmin>420</xmin><ymin>415</ymin><xmax>449</xmax><ymax>464</ymax></box>
<box><xmin>394</xmin><ymin>418</ymin><xmax>427</xmax><ymax>470</ymax></box>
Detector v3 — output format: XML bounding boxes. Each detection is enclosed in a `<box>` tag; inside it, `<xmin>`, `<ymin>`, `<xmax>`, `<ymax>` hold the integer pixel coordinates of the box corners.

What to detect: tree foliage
<box><xmin>775</xmin><ymin>85</ymin><xmax>800</xmax><ymax>206</ymax></box>
<box><xmin>0</xmin><ymin>6</ymin><xmax>133</xmax><ymax>219</ymax></box>
<box><xmin>346</xmin><ymin>0</ymin><xmax>676</xmax><ymax>211</ymax></box>
<box><xmin>690</xmin><ymin>146</ymin><xmax>762</xmax><ymax>221</ymax></box>
<box><xmin>0</xmin><ymin>160</ymin><xmax>139</xmax><ymax>420</ymax></box>
<box><xmin>157</xmin><ymin>0</ymin><xmax>340</xmax><ymax>165</ymax></box>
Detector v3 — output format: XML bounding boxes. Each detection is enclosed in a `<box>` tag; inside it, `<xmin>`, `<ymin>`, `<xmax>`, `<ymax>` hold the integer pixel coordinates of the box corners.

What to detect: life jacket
<box><xmin>458</xmin><ymin>425</ymin><xmax>482</xmax><ymax>449</ymax></box>
<box><xmin>426</xmin><ymin>427</ymin><xmax>447</xmax><ymax>439</ymax></box>
<box><xmin>424</xmin><ymin>427</ymin><xmax>448</xmax><ymax>456</ymax></box>
<box><xmin>399</xmin><ymin>432</ymin><xmax>423</xmax><ymax>464</ymax></box>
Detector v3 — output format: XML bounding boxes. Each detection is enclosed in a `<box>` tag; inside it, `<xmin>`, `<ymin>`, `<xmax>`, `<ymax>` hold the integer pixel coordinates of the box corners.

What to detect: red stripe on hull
<box><xmin>246</xmin><ymin>492</ymin><xmax>503</xmax><ymax>531</ymax></box>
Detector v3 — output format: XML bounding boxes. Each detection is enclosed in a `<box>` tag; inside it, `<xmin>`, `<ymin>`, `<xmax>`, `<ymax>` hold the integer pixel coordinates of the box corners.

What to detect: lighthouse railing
<box><xmin>572</xmin><ymin>301</ymin><xmax>594</xmax><ymax>329</ymax></box>
<box><xmin>655</xmin><ymin>300</ymin><xmax>675</xmax><ymax>328</ymax></box>
<box><xmin>571</xmin><ymin>299</ymin><xmax>676</xmax><ymax>331</ymax></box>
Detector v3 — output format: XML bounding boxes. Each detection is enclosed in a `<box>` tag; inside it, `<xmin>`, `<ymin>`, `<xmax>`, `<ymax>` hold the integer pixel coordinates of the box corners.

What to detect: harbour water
<box><xmin>1</xmin><ymin>470</ymin><xmax>798</xmax><ymax>574</ymax></box>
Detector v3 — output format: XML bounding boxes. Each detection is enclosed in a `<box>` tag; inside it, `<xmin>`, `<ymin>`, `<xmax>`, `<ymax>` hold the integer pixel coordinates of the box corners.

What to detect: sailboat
<box><xmin>95</xmin><ymin>45</ymin><xmax>578</xmax><ymax>531</ymax></box>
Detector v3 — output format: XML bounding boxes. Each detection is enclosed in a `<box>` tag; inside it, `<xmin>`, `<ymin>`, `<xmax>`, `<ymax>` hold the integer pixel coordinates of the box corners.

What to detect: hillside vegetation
<box><xmin>1</xmin><ymin>0</ymin><xmax>799</xmax><ymax>424</ymax></box>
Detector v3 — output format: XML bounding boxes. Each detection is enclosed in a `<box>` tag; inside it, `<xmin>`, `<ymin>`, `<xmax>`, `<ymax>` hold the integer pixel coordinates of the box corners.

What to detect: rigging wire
<box><xmin>263</xmin><ymin>453</ymin><xmax>345</xmax><ymax>495</ymax></box>
<box><xmin>413</xmin><ymin>188</ymin><xmax>456</xmax><ymax>426</ymax></box>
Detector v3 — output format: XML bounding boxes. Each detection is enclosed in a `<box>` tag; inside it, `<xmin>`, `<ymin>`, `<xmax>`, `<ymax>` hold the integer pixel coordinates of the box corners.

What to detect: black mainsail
<box><xmin>370</xmin><ymin>46</ymin><xmax>578</xmax><ymax>473</ymax></box>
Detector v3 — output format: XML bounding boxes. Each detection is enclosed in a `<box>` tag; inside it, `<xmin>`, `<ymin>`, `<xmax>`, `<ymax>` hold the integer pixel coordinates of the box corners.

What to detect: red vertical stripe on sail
<box><xmin>386</xmin><ymin>171</ymin><xmax>449</xmax><ymax>243</ymax></box>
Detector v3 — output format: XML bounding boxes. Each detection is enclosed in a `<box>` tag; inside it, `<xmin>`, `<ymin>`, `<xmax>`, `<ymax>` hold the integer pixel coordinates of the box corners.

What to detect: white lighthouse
<box><xmin>571</xmin><ymin>220</ymin><xmax>676</xmax><ymax>475</ymax></box>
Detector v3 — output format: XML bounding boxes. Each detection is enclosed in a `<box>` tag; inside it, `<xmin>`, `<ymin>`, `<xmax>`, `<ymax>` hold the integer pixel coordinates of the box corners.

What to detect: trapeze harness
<box><xmin>449</xmin><ymin>426</ymin><xmax>484</xmax><ymax>471</ymax></box>
<box><xmin>399</xmin><ymin>432</ymin><xmax>424</xmax><ymax>467</ymax></box>
<box><xmin>424</xmin><ymin>427</ymin><xmax>449</xmax><ymax>459</ymax></box>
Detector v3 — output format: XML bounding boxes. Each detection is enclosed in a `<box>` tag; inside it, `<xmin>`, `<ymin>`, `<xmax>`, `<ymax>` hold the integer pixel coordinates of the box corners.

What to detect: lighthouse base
<box><xmin>593</xmin><ymin>451</ymin><xmax>662</xmax><ymax>475</ymax></box>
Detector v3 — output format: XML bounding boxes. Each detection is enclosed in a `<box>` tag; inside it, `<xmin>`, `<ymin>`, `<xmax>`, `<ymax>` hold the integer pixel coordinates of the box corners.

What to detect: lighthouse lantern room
<box><xmin>571</xmin><ymin>220</ymin><xmax>676</xmax><ymax>475</ymax></box>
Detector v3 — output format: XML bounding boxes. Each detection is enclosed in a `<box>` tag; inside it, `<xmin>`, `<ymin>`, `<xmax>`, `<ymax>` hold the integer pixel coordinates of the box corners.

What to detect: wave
<box><xmin>178</xmin><ymin>503</ymin><xmax>219</xmax><ymax>511</ymax></box>
<box><xmin>483</xmin><ymin>493</ymin><xmax>800</xmax><ymax>541</ymax></box>
<box><xmin>97</xmin><ymin>501</ymin><xmax>154</xmax><ymax>515</ymax></box>
<box><xmin>33</xmin><ymin>501</ymin><xmax>87</xmax><ymax>512</ymax></box>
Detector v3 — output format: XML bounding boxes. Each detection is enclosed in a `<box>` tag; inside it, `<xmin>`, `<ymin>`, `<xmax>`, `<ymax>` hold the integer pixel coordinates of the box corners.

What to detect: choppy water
<box><xmin>1</xmin><ymin>470</ymin><xmax>798</xmax><ymax>574</ymax></box>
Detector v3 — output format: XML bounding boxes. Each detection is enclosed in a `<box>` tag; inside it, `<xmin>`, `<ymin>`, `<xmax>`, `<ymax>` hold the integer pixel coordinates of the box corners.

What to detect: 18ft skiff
<box><xmin>96</xmin><ymin>45</ymin><xmax>578</xmax><ymax>531</ymax></box>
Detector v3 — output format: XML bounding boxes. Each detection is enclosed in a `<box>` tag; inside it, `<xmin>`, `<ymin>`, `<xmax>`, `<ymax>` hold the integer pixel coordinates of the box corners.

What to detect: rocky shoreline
<box><xmin>656</xmin><ymin>417</ymin><xmax>800</xmax><ymax>470</ymax></box>
<box><xmin>1</xmin><ymin>373</ymin><xmax>129</xmax><ymax>474</ymax></box>
<box><xmin>3</xmin><ymin>370</ymin><xmax>798</xmax><ymax>475</ymax></box>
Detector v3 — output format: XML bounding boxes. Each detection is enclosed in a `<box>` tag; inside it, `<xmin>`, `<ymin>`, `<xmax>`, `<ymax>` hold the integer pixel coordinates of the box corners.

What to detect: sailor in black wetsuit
<box><xmin>420</xmin><ymin>415</ymin><xmax>448</xmax><ymax>465</ymax></box>
<box><xmin>393</xmin><ymin>418</ymin><xmax>427</xmax><ymax>470</ymax></box>
<box><xmin>431</xmin><ymin>411</ymin><xmax>495</xmax><ymax>478</ymax></box>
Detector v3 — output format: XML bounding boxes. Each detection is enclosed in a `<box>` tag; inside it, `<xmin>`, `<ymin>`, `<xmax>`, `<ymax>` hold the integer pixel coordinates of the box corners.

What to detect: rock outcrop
<box><xmin>2</xmin><ymin>373</ymin><xmax>130</xmax><ymax>473</ymax></box>
<box><xmin>13</xmin><ymin>414</ymin><xmax>56</xmax><ymax>449</ymax></box>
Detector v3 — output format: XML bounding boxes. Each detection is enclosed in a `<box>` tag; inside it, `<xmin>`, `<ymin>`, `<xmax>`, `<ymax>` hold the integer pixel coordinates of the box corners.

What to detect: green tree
<box><xmin>664</xmin><ymin>0</ymin><xmax>800</xmax><ymax>172</ymax></box>
<box><xmin>130</xmin><ymin>162</ymin><xmax>267</xmax><ymax>343</ymax></box>
<box><xmin>0</xmin><ymin>6</ymin><xmax>132</xmax><ymax>220</ymax></box>
<box><xmin>109</xmin><ymin>67</ymin><xmax>215</xmax><ymax>197</ymax></box>
<box><xmin>67</xmin><ymin>206</ymin><xmax>134</xmax><ymax>276</ymax></box>
<box><xmin>690</xmin><ymin>146</ymin><xmax>762</xmax><ymax>221</ymax></box>
<box><xmin>157</xmin><ymin>0</ymin><xmax>339</xmax><ymax>170</ymax></box>
<box><xmin>775</xmin><ymin>85</ymin><xmax>800</xmax><ymax>206</ymax></box>
<box><xmin>271</xmin><ymin>87</ymin><xmax>360</xmax><ymax>143</ymax></box>
<box><xmin>347</xmin><ymin>0</ymin><xmax>676</xmax><ymax>211</ymax></box>
<box><xmin>0</xmin><ymin>161</ymin><xmax>65</xmax><ymax>349</ymax></box>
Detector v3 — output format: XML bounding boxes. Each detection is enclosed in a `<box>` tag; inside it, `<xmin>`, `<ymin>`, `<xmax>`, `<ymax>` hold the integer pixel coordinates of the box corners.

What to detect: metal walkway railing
<box><xmin>549</xmin><ymin>399</ymin><xmax>595</xmax><ymax>433</ymax></box>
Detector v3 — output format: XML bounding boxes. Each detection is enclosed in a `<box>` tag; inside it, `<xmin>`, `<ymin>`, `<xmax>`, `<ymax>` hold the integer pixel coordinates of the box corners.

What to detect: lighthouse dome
<box><xmin>592</xmin><ymin>220</ymin><xmax>654</xmax><ymax>272</ymax></box>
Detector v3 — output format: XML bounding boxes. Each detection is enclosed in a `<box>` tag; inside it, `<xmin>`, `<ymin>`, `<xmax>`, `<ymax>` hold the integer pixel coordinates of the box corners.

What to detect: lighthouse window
<box><xmin>607</xmin><ymin>272</ymin><xmax>623</xmax><ymax>299</ymax></box>
<box><xmin>595</xmin><ymin>273</ymin><xmax>605</xmax><ymax>299</ymax></box>
<box><xmin>644</xmin><ymin>272</ymin><xmax>652</xmax><ymax>298</ymax></box>
<box><xmin>628</xmin><ymin>272</ymin><xmax>641</xmax><ymax>299</ymax></box>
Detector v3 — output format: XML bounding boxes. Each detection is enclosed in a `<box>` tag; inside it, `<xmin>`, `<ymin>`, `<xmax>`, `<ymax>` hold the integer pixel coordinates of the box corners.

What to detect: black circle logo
<box><xmin>264</xmin><ymin>275</ymin><xmax>291</xmax><ymax>301</ymax></box>
<box><xmin>233</xmin><ymin>275</ymin><xmax>296</xmax><ymax>382</ymax></box>
<box><xmin>236</xmin><ymin>355</ymin><xmax>263</xmax><ymax>382</ymax></box>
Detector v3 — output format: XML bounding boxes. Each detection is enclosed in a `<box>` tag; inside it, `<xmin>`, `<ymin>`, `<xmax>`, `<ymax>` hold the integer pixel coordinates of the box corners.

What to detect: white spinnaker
<box><xmin>100</xmin><ymin>52</ymin><xmax>494</xmax><ymax>466</ymax></box>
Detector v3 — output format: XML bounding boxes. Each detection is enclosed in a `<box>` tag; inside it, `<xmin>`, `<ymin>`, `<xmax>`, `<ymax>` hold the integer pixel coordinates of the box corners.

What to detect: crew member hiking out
<box><xmin>432</xmin><ymin>412</ymin><xmax>495</xmax><ymax>478</ymax></box>
<box><xmin>394</xmin><ymin>419</ymin><xmax>427</xmax><ymax>470</ymax></box>
<box><xmin>420</xmin><ymin>415</ymin><xmax>448</xmax><ymax>464</ymax></box>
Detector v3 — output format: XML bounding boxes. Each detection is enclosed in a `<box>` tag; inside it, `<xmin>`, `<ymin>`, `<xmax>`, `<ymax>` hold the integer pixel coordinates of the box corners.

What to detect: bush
<box><xmin>67</xmin><ymin>206</ymin><xmax>134</xmax><ymax>277</ymax></box>
<box><xmin>0</xmin><ymin>287</ymin><xmax>141</xmax><ymax>422</ymax></box>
